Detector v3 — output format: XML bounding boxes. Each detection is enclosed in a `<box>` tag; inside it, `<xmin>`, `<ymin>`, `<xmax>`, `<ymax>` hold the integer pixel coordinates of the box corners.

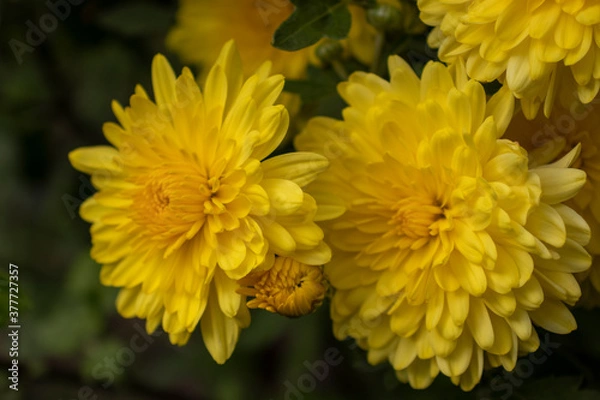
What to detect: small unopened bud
<box><xmin>237</xmin><ymin>257</ymin><xmax>327</xmax><ymax>318</ymax></box>
<box><xmin>315</xmin><ymin>39</ymin><xmax>344</xmax><ymax>65</ymax></box>
<box><xmin>367</xmin><ymin>4</ymin><xmax>403</xmax><ymax>31</ymax></box>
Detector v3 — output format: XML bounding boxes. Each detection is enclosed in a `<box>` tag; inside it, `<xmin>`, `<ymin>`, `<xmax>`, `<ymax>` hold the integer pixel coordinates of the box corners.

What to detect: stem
<box><xmin>349</xmin><ymin>0</ymin><xmax>375</xmax><ymax>7</ymax></box>
<box><xmin>331</xmin><ymin>60</ymin><xmax>349</xmax><ymax>80</ymax></box>
<box><xmin>370</xmin><ymin>31</ymin><xmax>386</xmax><ymax>74</ymax></box>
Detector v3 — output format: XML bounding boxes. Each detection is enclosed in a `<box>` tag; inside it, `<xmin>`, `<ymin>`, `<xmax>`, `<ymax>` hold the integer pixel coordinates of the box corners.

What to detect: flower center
<box><xmin>130</xmin><ymin>165</ymin><xmax>209</xmax><ymax>249</ymax></box>
<box><xmin>201</xmin><ymin>176</ymin><xmax>225</xmax><ymax>215</ymax></box>
<box><xmin>391</xmin><ymin>196</ymin><xmax>443</xmax><ymax>239</ymax></box>
<box><xmin>237</xmin><ymin>257</ymin><xmax>327</xmax><ymax>318</ymax></box>
<box><xmin>147</xmin><ymin>181</ymin><xmax>170</xmax><ymax>212</ymax></box>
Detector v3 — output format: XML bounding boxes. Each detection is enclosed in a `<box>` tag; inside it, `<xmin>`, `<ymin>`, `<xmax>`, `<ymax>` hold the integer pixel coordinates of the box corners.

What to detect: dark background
<box><xmin>1</xmin><ymin>1</ymin><xmax>600</xmax><ymax>399</ymax></box>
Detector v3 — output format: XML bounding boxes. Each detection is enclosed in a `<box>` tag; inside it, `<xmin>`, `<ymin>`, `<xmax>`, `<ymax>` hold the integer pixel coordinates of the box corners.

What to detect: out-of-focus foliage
<box><xmin>0</xmin><ymin>0</ymin><xmax>599</xmax><ymax>399</ymax></box>
<box><xmin>273</xmin><ymin>0</ymin><xmax>353</xmax><ymax>51</ymax></box>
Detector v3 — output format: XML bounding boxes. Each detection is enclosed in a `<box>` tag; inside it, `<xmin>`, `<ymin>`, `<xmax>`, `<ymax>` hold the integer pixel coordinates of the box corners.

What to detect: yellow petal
<box><xmin>260</xmin><ymin>219</ymin><xmax>296</xmax><ymax>254</ymax></box>
<box><xmin>466</xmin><ymin>297</ymin><xmax>494</xmax><ymax>350</ymax></box>
<box><xmin>535</xmin><ymin>167</ymin><xmax>586</xmax><ymax>204</ymax></box>
<box><xmin>214</xmin><ymin>39</ymin><xmax>243</xmax><ymax>114</ymax></box>
<box><xmin>261</xmin><ymin>178</ymin><xmax>304</xmax><ymax>216</ymax></box>
<box><xmin>151</xmin><ymin>54</ymin><xmax>177</xmax><ymax>107</ymax></box>
<box><xmin>391</xmin><ymin>337</ymin><xmax>418</xmax><ymax>370</ymax></box>
<box><xmin>200</xmin><ymin>287</ymin><xmax>241</xmax><ymax>364</ymax></box>
<box><xmin>251</xmin><ymin>105</ymin><xmax>289</xmax><ymax>161</ymax></box>
<box><xmin>529</xmin><ymin>300</ymin><xmax>576</xmax><ymax>334</ymax></box>
<box><xmin>244</xmin><ymin>184</ymin><xmax>270</xmax><ymax>216</ymax></box>
<box><xmin>262</xmin><ymin>152</ymin><xmax>329</xmax><ymax>188</ymax></box>
<box><xmin>525</xmin><ymin>202</ymin><xmax>566</xmax><ymax>248</ymax></box>
<box><xmin>214</xmin><ymin>269</ymin><xmax>242</xmax><ymax>318</ymax></box>
<box><xmin>514</xmin><ymin>276</ymin><xmax>544</xmax><ymax>309</ymax></box>
<box><xmin>506</xmin><ymin>308</ymin><xmax>533</xmax><ymax>341</ymax></box>
<box><xmin>68</xmin><ymin>146</ymin><xmax>121</xmax><ymax>175</ymax></box>
<box><xmin>553</xmin><ymin>204</ymin><xmax>591</xmax><ymax>245</ymax></box>
<box><xmin>215</xmin><ymin>231</ymin><xmax>247</xmax><ymax>271</ymax></box>
<box><xmin>436</xmin><ymin>331</ymin><xmax>473</xmax><ymax>377</ymax></box>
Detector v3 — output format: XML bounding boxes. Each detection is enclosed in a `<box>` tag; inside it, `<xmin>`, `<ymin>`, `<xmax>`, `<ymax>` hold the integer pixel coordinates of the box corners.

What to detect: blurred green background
<box><xmin>1</xmin><ymin>1</ymin><xmax>600</xmax><ymax>399</ymax></box>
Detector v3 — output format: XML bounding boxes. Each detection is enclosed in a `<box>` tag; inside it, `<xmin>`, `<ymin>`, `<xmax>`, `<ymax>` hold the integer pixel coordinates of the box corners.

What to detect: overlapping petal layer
<box><xmin>505</xmin><ymin>92</ymin><xmax>600</xmax><ymax>306</ymax></box>
<box><xmin>418</xmin><ymin>0</ymin><xmax>600</xmax><ymax>119</ymax></box>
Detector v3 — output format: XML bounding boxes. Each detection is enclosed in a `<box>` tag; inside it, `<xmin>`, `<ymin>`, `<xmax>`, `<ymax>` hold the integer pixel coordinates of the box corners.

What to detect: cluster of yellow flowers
<box><xmin>69</xmin><ymin>0</ymin><xmax>600</xmax><ymax>391</ymax></box>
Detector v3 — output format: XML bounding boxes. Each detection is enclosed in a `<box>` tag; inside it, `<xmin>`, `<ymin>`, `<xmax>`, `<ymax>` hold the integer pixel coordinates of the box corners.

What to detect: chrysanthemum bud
<box><xmin>315</xmin><ymin>39</ymin><xmax>345</xmax><ymax>65</ymax></box>
<box><xmin>366</xmin><ymin>4</ymin><xmax>403</xmax><ymax>31</ymax></box>
<box><xmin>238</xmin><ymin>257</ymin><xmax>327</xmax><ymax>318</ymax></box>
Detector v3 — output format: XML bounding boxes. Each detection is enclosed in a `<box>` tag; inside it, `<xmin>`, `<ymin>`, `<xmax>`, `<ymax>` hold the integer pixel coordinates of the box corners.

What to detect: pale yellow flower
<box><xmin>296</xmin><ymin>57</ymin><xmax>591</xmax><ymax>390</ymax></box>
<box><xmin>167</xmin><ymin>0</ymin><xmax>425</xmax><ymax>77</ymax></box>
<box><xmin>418</xmin><ymin>0</ymin><xmax>600</xmax><ymax>119</ymax></box>
<box><xmin>68</xmin><ymin>41</ymin><xmax>330</xmax><ymax>364</ymax></box>
<box><xmin>347</xmin><ymin>0</ymin><xmax>427</xmax><ymax>66</ymax></box>
<box><xmin>167</xmin><ymin>0</ymin><xmax>309</xmax><ymax>79</ymax></box>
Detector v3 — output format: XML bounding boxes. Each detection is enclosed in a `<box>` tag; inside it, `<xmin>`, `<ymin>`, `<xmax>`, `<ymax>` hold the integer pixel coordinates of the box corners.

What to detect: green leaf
<box><xmin>273</xmin><ymin>0</ymin><xmax>352</xmax><ymax>51</ymax></box>
<box><xmin>351</xmin><ymin>0</ymin><xmax>377</xmax><ymax>7</ymax></box>
<box><xmin>284</xmin><ymin>65</ymin><xmax>339</xmax><ymax>103</ymax></box>
<box><xmin>285</xmin><ymin>80</ymin><xmax>337</xmax><ymax>103</ymax></box>
<box><xmin>65</xmin><ymin>252</ymin><xmax>101</xmax><ymax>298</ymax></box>
<box><xmin>81</xmin><ymin>338</ymin><xmax>125</xmax><ymax>382</ymax></box>
<box><xmin>26</xmin><ymin>301</ymin><xmax>102</xmax><ymax>357</ymax></box>
<box><xmin>236</xmin><ymin>311</ymin><xmax>288</xmax><ymax>351</ymax></box>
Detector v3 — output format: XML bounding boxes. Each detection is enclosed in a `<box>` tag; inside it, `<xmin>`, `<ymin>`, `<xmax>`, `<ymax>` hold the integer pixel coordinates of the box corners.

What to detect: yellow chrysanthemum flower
<box><xmin>295</xmin><ymin>58</ymin><xmax>591</xmax><ymax>390</ymax></box>
<box><xmin>505</xmin><ymin>93</ymin><xmax>600</xmax><ymax>306</ymax></box>
<box><xmin>68</xmin><ymin>41</ymin><xmax>331</xmax><ymax>364</ymax></box>
<box><xmin>418</xmin><ymin>0</ymin><xmax>600</xmax><ymax>119</ymax></box>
